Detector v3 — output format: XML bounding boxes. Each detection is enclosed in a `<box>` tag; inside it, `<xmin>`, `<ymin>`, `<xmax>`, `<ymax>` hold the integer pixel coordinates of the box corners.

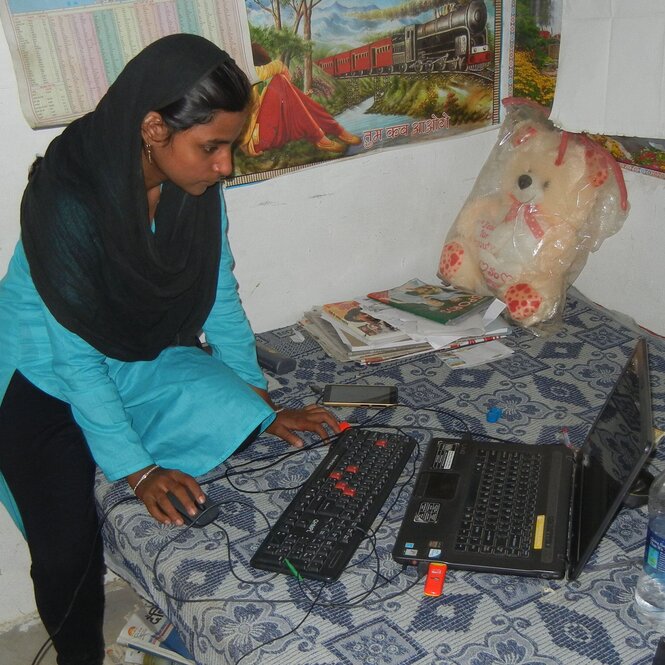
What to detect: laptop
<box><xmin>393</xmin><ymin>338</ymin><xmax>654</xmax><ymax>579</ymax></box>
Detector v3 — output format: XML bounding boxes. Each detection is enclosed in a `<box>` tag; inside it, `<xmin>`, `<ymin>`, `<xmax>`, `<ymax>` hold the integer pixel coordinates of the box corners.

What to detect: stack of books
<box><xmin>302</xmin><ymin>278</ymin><xmax>510</xmax><ymax>365</ymax></box>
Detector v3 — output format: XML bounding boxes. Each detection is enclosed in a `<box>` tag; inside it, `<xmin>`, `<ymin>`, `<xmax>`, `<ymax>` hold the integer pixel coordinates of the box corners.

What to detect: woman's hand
<box><xmin>266</xmin><ymin>404</ymin><xmax>340</xmax><ymax>448</ymax></box>
<box><xmin>127</xmin><ymin>466</ymin><xmax>205</xmax><ymax>526</ymax></box>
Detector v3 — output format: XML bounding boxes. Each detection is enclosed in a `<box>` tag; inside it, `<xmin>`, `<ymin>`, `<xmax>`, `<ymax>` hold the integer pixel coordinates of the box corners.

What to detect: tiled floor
<box><xmin>0</xmin><ymin>579</ymin><xmax>144</xmax><ymax>665</ymax></box>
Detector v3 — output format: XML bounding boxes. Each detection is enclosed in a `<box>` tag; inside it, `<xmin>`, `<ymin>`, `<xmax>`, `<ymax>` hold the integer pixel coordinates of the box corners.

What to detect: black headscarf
<box><xmin>21</xmin><ymin>34</ymin><xmax>232</xmax><ymax>361</ymax></box>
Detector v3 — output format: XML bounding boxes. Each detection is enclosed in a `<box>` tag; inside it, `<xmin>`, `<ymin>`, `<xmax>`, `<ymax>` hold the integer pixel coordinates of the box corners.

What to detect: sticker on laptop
<box><xmin>414</xmin><ymin>501</ymin><xmax>440</xmax><ymax>523</ymax></box>
<box><xmin>432</xmin><ymin>441</ymin><xmax>457</xmax><ymax>470</ymax></box>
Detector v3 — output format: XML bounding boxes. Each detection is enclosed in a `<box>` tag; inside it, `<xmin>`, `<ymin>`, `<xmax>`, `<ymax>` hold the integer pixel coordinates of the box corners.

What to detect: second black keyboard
<box><xmin>250</xmin><ymin>428</ymin><xmax>416</xmax><ymax>582</ymax></box>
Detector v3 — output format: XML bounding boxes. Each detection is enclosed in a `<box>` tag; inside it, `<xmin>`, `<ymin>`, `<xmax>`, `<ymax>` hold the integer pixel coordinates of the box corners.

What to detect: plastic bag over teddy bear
<box><xmin>438</xmin><ymin>97</ymin><xmax>629</xmax><ymax>331</ymax></box>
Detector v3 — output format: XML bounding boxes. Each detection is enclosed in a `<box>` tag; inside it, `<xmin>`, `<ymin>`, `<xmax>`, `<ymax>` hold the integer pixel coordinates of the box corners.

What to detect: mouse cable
<box><xmin>151</xmin><ymin>478</ymin><xmax>426</xmax><ymax>610</ymax></box>
<box><xmin>149</xmin><ymin>496</ymin><xmax>338</xmax><ymax>601</ymax></box>
<box><xmin>152</xmin><ymin>497</ymin><xmax>284</xmax><ymax>589</ymax></box>
<box><xmin>150</xmin><ymin>500</ymin><xmax>410</xmax><ymax>610</ymax></box>
<box><xmin>218</xmin><ymin>423</ymin><xmax>422</xmax><ymax>581</ymax></box>
<box><xmin>219</xmin><ymin>423</ymin><xmax>422</xmax><ymax>585</ymax></box>
<box><xmin>147</xmin><ymin>513</ymin><xmax>423</xmax><ymax>664</ymax></box>
<box><xmin>153</xmin><ymin>524</ymin><xmax>417</xmax><ymax>614</ymax></box>
<box><xmin>150</xmin><ymin>523</ymin><xmax>327</xmax><ymax>665</ymax></box>
<box><xmin>234</xmin><ymin>582</ymin><xmax>326</xmax><ymax>665</ymax></box>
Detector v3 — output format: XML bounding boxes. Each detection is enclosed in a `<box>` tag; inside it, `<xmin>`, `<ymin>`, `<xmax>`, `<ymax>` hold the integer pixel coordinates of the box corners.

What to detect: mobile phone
<box><xmin>321</xmin><ymin>384</ymin><xmax>398</xmax><ymax>407</ymax></box>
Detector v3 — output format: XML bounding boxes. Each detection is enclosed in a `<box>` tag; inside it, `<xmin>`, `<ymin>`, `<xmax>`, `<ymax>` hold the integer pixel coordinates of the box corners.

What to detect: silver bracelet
<box><xmin>131</xmin><ymin>464</ymin><xmax>159</xmax><ymax>495</ymax></box>
<box><xmin>274</xmin><ymin>407</ymin><xmax>285</xmax><ymax>414</ymax></box>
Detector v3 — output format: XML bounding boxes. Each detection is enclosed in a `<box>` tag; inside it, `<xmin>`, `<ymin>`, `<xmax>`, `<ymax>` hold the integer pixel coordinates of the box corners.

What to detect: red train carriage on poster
<box><xmin>316</xmin><ymin>0</ymin><xmax>491</xmax><ymax>77</ymax></box>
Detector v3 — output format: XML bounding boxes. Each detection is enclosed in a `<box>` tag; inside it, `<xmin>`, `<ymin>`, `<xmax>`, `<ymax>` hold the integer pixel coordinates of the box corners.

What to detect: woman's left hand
<box><xmin>266</xmin><ymin>404</ymin><xmax>340</xmax><ymax>448</ymax></box>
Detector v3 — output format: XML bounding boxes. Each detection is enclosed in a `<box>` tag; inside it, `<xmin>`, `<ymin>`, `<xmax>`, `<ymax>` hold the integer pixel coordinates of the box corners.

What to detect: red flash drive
<box><xmin>423</xmin><ymin>562</ymin><xmax>447</xmax><ymax>597</ymax></box>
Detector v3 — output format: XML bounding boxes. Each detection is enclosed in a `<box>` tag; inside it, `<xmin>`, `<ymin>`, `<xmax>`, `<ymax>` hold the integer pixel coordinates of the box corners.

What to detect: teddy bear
<box><xmin>438</xmin><ymin>97</ymin><xmax>629</xmax><ymax>329</ymax></box>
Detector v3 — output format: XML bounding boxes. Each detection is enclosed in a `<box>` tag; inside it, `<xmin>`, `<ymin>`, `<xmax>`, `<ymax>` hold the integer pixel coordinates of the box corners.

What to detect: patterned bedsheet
<box><xmin>96</xmin><ymin>288</ymin><xmax>665</xmax><ymax>665</ymax></box>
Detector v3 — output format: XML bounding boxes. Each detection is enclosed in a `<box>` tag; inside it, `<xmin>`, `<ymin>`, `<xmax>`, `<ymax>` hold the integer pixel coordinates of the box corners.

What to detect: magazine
<box><xmin>303</xmin><ymin>278</ymin><xmax>509</xmax><ymax>366</ymax></box>
<box><xmin>320</xmin><ymin>299</ymin><xmax>409</xmax><ymax>343</ymax></box>
<box><xmin>301</xmin><ymin>309</ymin><xmax>507</xmax><ymax>366</ymax></box>
<box><xmin>301</xmin><ymin>309</ymin><xmax>433</xmax><ymax>364</ymax></box>
<box><xmin>116</xmin><ymin>603</ymin><xmax>194</xmax><ymax>665</ymax></box>
<box><xmin>109</xmin><ymin>644</ymin><xmax>182</xmax><ymax>665</ymax></box>
<box><xmin>367</xmin><ymin>279</ymin><xmax>492</xmax><ymax>325</ymax></box>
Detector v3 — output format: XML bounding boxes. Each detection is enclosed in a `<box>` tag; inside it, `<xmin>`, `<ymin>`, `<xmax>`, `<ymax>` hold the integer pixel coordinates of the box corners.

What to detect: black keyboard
<box><xmin>250</xmin><ymin>428</ymin><xmax>416</xmax><ymax>582</ymax></box>
<box><xmin>455</xmin><ymin>448</ymin><xmax>543</xmax><ymax>557</ymax></box>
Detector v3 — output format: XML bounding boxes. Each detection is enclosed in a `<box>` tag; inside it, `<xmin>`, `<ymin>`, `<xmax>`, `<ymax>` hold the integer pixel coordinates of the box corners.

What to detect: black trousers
<box><xmin>0</xmin><ymin>371</ymin><xmax>105</xmax><ymax>665</ymax></box>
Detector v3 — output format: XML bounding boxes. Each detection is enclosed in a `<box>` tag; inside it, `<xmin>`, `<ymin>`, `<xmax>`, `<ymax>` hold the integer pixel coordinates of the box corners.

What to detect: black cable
<box><xmin>29</xmin><ymin>494</ymin><xmax>136</xmax><ymax>665</ymax></box>
<box><xmin>151</xmin><ymin>511</ymin><xmax>419</xmax><ymax>611</ymax></box>
<box><xmin>218</xmin><ymin>433</ymin><xmax>341</xmax><ymax>494</ymax></box>
<box><xmin>29</xmin><ymin>406</ymin><xmax>464</xmax><ymax>665</ymax></box>
<box><xmin>27</xmin><ymin>418</ymin><xmax>416</xmax><ymax>663</ymax></box>
<box><xmin>234</xmin><ymin>583</ymin><xmax>326</xmax><ymax>665</ymax></box>
<box><xmin>201</xmin><ymin>427</ymin><xmax>343</xmax><ymax>487</ymax></box>
<box><xmin>150</xmin><ymin>424</ymin><xmax>423</xmax><ymax>607</ymax></box>
<box><xmin>30</xmin><ymin>637</ymin><xmax>52</xmax><ymax>665</ymax></box>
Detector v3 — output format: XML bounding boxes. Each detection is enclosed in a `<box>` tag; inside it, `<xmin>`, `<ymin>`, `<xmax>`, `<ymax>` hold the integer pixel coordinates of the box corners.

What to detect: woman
<box><xmin>241</xmin><ymin>43</ymin><xmax>361</xmax><ymax>156</ymax></box>
<box><xmin>0</xmin><ymin>34</ymin><xmax>338</xmax><ymax>665</ymax></box>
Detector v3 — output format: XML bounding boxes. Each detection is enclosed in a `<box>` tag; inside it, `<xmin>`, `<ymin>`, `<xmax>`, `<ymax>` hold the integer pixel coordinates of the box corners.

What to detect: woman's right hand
<box><xmin>127</xmin><ymin>465</ymin><xmax>205</xmax><ymax>525</ymax></box>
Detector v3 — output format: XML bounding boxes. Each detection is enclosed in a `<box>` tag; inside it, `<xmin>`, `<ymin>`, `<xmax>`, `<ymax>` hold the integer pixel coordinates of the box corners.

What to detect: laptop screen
<box><xmin>570</xmin><ymin>339</ymin><xmax>653</xmax><ymax>579</ymax></box>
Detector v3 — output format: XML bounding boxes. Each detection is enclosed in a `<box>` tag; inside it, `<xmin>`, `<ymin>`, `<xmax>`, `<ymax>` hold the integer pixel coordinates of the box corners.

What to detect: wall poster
<box><xmin>233</xmin><ymin>0</ymin><xmax>504</xmax><ymax>184</ymax></box>
<box><xmin>1</xmin><ymin>0</ymin><xmax>503</xmax><ymax>184</ymax></box>
<box><xmin>0</xmin><ymin>0</ymin><xmax>256</xmax><ymax>128</ymax></box>
<box><xmin>512</xmin><ymin>0</ymin><xmax>665</xmax><ymax>180</ymax></box>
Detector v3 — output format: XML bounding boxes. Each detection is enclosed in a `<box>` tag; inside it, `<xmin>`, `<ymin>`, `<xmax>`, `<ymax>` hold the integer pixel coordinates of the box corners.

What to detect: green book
<box><xmin>367</xmin><ymin>279</ymin><xmax>491</xmax><ymax>325</ymax></box>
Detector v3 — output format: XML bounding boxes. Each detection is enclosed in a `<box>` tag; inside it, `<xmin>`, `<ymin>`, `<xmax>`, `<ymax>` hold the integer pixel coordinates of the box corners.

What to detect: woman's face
<box><xmin>146</xmin><ymin>109</ymin><xmax>248</xmax><ymax>195</ymax></box>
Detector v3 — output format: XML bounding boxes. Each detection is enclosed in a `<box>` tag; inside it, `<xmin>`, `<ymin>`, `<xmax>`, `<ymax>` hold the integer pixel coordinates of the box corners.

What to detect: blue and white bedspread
<box><xmin>96</xmin><ymin>288</ymin><xmax>665</xmax><ymax>665</ymax></box>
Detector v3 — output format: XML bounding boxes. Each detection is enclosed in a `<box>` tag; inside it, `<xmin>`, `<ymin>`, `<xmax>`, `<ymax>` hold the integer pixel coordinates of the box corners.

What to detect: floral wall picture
<box><xmin>513</xmin><ymin>0</ymin><xmax>665</xmax><ymax>179</ymax></box>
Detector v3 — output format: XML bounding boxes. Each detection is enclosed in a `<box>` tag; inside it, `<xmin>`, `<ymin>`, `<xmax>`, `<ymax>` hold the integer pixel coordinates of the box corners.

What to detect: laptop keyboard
<box><xmin>250</xmin><ymin>428</ymin><xmax>416</xmax><ymax>582</ymax></box>
<box><xmin>455</xmin><ymin>447</ymin><xmax>542</xmax><ymax>558</ymax></box>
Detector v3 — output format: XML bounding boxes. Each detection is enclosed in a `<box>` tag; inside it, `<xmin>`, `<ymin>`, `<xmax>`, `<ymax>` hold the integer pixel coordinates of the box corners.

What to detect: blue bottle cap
<box><xmin>486</xmin><ymin>407</ymin><xmax>502</xmax><ymax>423</ymax></box>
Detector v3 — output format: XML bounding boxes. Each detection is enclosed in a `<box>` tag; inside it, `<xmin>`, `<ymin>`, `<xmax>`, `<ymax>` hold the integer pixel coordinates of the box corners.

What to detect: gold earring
<box><xmin>145</xmin><ymin>142</ymin><xmax>153</xmax><ymax>165</ymax></box>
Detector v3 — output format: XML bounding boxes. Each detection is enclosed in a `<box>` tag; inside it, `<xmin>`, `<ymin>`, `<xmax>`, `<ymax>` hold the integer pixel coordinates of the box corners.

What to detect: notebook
<box><xmin>393</xmin><ymin>338</ymin><xmax>654</xmax><ymax>579</ymax></box>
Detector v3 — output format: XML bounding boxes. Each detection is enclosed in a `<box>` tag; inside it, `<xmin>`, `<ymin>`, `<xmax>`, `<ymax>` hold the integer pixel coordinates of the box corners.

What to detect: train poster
<box><xmin>232</xmin><ymin>0</ymin><xmax>503</xmax><ymax>184</ymax></box>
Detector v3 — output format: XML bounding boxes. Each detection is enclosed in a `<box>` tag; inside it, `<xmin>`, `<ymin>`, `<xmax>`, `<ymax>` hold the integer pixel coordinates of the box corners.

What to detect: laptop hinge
<box><xmin>565</xmin><ymin>450</ymin><xmax>582</xmax><ymax>575</ymax></box>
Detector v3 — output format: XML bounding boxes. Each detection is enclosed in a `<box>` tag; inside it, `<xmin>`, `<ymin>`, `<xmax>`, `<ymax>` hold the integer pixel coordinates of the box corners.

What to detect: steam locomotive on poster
<box><xmin>316</xmin><ymin>0</ymin><xmax>491</xmax><ymax>76</ymax></box>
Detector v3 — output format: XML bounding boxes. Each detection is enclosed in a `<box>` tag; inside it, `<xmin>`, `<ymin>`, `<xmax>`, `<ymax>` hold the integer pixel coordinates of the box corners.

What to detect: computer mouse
<box><xmin>166</xmin><ymin>490</ymin><xmax>219</xmax><ymax>527</ymax></box>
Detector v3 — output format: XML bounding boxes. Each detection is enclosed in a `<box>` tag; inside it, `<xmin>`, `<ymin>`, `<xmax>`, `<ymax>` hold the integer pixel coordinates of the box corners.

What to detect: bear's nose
<box><xmin>518</xmin><ymin>174</ymin><xmax>532</xmax><ymax>190</ymax></box>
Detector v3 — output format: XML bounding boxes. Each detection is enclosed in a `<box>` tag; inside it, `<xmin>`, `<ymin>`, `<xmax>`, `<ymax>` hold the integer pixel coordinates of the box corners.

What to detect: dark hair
<box><xmin>157</xmin><ymin>59</ymin><xmax>251</xmax><ymax>133</ymax></box>
<box><xmin>28</xmin><ymin>155</ymin><xmax>43</xmax><ymax>180</ymax></box>
<box><xmin>251</xmin><ymin>43</ymin><xmax>272</xmax><ymax>67</ymax></box>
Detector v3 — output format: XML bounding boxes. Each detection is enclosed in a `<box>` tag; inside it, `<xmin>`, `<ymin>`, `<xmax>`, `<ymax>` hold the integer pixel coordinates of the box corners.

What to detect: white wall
<box><xmin>574</xmin><ymin>169</ymin><xmax>665</xmax><ymax>333</ymax></box>
<box><xmin>2</xmin><ymin>35</ymin><xmax>665</xmax><ymax>631</ymax></box>
<box><xmin>0</xmin><ymin>33</ymin><xmax>58</xmax><ymax>632</ymax></box>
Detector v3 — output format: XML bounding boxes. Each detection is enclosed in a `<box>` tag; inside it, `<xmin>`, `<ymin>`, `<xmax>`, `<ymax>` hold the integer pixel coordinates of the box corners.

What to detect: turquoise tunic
<box><xmin>0</xmin><ymin>187</ymin><xmax>275</xmax><ymax>534</ymax></box>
